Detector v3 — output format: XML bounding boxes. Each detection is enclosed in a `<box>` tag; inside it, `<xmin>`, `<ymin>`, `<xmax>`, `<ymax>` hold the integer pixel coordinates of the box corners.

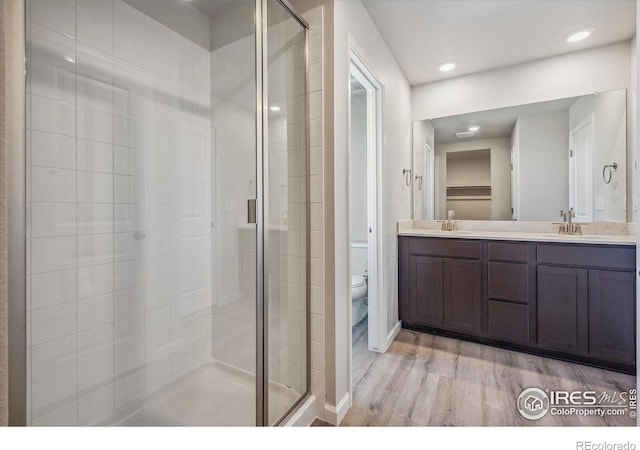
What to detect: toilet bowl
<box><xmin>351</xmin><ymin>275</ymin><xmax>368</xmax><ymax>327</ymax></box>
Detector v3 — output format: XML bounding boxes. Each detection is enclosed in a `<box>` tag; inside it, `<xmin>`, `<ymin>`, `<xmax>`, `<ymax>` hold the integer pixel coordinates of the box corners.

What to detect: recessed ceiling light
<box><xmin>439</xmin><ymin>61</ymin><xmax>457</xmax><ymax>72</ymax></box>
<box><xmin>468</xmin><ymin>126</ymin><xmax>480</xmax><ymax>132</ymax></box>
<box><xmin>64</xmin><ymin>56</ymin><xmax>75</xmax><ymax>63</ymax></box>
<box><xmin>565</xmin><ymin>27</ymin><xmax>595</xmax><ymax>43</ymax></box>
<box><xmin>270</xmin><ymin>106</ymin><xmax>281</xmax><ymax>112</ymax></box>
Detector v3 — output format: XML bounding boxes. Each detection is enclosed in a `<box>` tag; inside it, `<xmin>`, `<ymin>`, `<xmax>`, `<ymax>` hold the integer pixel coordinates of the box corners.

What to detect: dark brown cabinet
<box><xmin>400</xmin><ymin>238</ymin><xmax>482</xmax><ymax>335</ymax></box>
<box><xmin>443</xmin><ymin>258</ymin><xmax>481</xmax><ymax>335</ymax></box>
<box><xmin>399</xmin><ymin>236</ymin><xmax>637</xmax><ymax>372</ymax></box>
<box><xmin>485</xmin><ymin>242</ymin><xmax>534</xmax><ymax>345</ymax></box>
<box><xmin>589</xmin><ymin>270</ymin><xmax>636</xmax><ymax>365</ymax></box>
<box><xmin>408</xmin><ymin>255</ymin><xmax>443</xmax><ymax>327</ymax></box>
<box><xmin>537</xmin><ymin>265</ymin><xmax>588</xmax><ymax>354</ymax></box>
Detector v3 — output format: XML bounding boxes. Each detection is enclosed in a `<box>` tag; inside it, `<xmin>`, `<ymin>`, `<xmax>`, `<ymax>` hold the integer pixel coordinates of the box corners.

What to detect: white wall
<box><xmin>517</xmin><ymin>110</ymin><xmax>569</xmax><ymax>221</ymax></box>
<box><xmin>436</xmin><ymin>138</ymin><xmax>511</xmax><ymax>220</ymax></box>
<box><xmin>412</xmin><ymin>41</ymin><xmax>631</xmax><ymax>121</ymax></box>
<box><xmin>349</xmin><ymin>91</ymin><xmax>368</xmax><ymax>243</ymax></box>
<box><xmin>331</xmin><ymin>0</ymin><xmax>412</xmax><ymax>418</ymax></box>
<box><xmin>569</xmin><ymin>90</ymin><xmax>627</xmax><ymax>222</ymax></box>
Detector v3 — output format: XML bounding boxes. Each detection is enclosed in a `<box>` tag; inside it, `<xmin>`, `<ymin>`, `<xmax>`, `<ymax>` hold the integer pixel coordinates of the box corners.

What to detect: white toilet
<box><xmin>351</xmin><ymin>274</ymin><xmax>368</xmax><ymax>327</ymax></box>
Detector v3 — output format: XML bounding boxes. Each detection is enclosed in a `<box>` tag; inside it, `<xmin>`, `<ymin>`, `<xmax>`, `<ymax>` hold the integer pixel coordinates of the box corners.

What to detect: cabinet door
<box><xmin>408</xmin><ymin>255</ymin><xmax>444</xmax><ymax>327</ymax></box>
<box><xmin>443</xmin><ymin>258</ymin><xmax>482</xmax><ymax>334</ymax></box>
<box><xmin>589</xmin><ymin>270</ymin><xmax>636</xmax><ymax>365</ymax></box>
<box><xmin>537</xmin><ymin>265</ymin><xmax>588</xmax><ymax>354</ymax></box>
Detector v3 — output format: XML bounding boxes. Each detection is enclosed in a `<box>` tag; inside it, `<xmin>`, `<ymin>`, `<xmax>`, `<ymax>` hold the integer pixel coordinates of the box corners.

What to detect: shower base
<box><xmin>108</xmin><ymin>360</ymin><xmax>301</xmax><ymax>426</ymax></box>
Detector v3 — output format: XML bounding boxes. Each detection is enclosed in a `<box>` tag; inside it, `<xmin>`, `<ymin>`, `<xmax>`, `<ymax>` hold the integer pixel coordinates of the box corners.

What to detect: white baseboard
<box><xmin>283</xmin><ymin>396</ymin><xmax>317</xmax><ymax>427</ymax></box>
<box><xmin>383</xmin><ymin>320</ymin><xmax>402</xmax><ymax>352</ymax></box>
<box><xmin>324</xmin><ymin>392</ymin><xmax>350</xmax><ymax>425</ymax></box>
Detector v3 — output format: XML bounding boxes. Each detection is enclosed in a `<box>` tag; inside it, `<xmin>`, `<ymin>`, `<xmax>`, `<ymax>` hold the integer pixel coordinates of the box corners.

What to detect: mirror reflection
<box><xmin>413</xmin><ymin>89</ymin><xmax>628</xmax><ymax>222</ymax></box>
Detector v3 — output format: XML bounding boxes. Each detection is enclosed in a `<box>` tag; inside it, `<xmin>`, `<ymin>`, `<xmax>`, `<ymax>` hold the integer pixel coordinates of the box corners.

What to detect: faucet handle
<box><xmin>560</xmin><ymin>210</ymin><xmax>566</xmax><ymax>219</ymax></box>
<box><xmin>448</xmin><ymin>210</ymin><xmax>455</xmax><ymax>220</ymax></box>
<box><xmin>568</xmin><ymin>208</ymin><xmax>575</xmax><ymax>218</ymax></box>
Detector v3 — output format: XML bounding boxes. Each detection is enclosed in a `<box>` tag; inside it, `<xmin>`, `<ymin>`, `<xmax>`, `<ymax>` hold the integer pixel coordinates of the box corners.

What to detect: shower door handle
<box><xmin>248</xmin><ymin>199</ymin><xmax>257</xmax><ymax>224</ymax></box>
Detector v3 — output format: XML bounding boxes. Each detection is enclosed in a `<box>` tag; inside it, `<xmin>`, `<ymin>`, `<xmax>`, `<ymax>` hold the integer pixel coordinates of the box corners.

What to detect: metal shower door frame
<box><xmin>256</xmin><ymin>0</ymin><xmax>310</xmax><ymax>427</ymax></box>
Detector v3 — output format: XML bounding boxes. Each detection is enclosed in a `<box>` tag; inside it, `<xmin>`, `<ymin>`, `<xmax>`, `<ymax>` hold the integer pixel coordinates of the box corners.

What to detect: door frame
<box><xmin>425</xmin><ymin>141</ymin><xmax>434</xmax><ymax>219</ymax></box>
<box><xmin>347</xmin><ymin>37</ymin><xmax>384</xmax><ymax>379</ymax></box>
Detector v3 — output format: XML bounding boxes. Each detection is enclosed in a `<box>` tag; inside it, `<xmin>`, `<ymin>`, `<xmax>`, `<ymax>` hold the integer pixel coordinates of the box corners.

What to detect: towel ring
<box><xmin>402</xmin><ymin>168</ymin><xmax>412</xmax><ymax>187</ymax></box>
<box><xmin>602</xmin><ymin>162</ymin><xmax>618</xmax><ymax>184</ymax></box>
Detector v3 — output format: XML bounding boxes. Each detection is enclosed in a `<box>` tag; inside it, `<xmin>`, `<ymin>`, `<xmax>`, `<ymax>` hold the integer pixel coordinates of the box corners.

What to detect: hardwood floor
<box><xmin>342</xmin><ymin>322</ymin><xmax>636</xmax><ymax>426</ymax></box>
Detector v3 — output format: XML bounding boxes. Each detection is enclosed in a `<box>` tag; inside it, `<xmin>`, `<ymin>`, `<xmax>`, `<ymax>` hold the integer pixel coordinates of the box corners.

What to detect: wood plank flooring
<box><xmin>341</xmin><ymin>322</ymin><xmax>636</xmax><ymax>426</ymax></box>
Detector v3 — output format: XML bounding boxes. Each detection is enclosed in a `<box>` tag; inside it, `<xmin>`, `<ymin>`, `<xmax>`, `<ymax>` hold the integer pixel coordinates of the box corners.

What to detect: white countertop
<box><xmin>398</xmin><ymin>228</ymin><xmax>635</xmax><ymax>246</ymax></box>
<box><xmin>397</xmin><ymin>220</ymin><xmax>636</xmax><ymax>246</ymax></box>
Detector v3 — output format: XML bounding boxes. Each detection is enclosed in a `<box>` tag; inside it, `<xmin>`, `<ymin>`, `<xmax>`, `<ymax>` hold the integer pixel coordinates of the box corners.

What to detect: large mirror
<box><xmin>412</xmin><ymin>89</ymin><xmax>629</xmax><ymax>222</ymax></box>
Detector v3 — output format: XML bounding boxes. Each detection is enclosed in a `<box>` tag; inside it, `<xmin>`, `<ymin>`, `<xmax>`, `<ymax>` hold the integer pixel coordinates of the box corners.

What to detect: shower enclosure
<box><xmin>18</xmin><ymin>0</ymin><xmax>309</xmax><ymax>426</ymax></box>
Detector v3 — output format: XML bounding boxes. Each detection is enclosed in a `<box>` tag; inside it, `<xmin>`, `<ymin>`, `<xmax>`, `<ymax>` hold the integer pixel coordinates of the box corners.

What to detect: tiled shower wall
<box><xmin>209</xmin><ymin>33</ymin><xmax>257</xmax><ymax>375</ymax></box>
<box><xmin>26</xmin><ymin>0</ymin><xmax>213</xmax><ymax>425</ymax></box>
<box><xmin>265</xmin><ymin>14</ymin><xmax>308</xmax><ymax>396</ymax></box>
<box><xmin>209</xmin><ymin>11</ymin><xmax>309</xmax><ymax>399</ymax></box>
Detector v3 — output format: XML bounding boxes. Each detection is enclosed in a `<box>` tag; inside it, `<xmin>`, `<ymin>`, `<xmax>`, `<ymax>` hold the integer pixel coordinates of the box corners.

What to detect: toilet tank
<box><xmin>351</xmin><ymin>241</ymin><xmax>368</xmax><ymax>276</ymax></box>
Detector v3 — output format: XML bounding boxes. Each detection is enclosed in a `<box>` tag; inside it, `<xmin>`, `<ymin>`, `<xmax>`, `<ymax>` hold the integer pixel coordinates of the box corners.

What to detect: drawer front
<box><xmin>487</xmin><ymin>300</ymin><xmax>529</xmax><ymax>344</ymax></box>
<box><xmin>406</xmin><ymin>237</ymin><xmax>482</xmax><ymax>259</ymax></box>
<box><xmin>488</xmin><ymin>262</ymin><xmax>529</xmax><ymax>304</ymax></box>
<box><xmin>489</xmin><ymin>241</ymin><xmax>529</xmax><ymax>263</ymax></box>
<box><xmin>537</xmin><ymin>244</ymin><xmax>635</xmax><ymax>271</ymax></box>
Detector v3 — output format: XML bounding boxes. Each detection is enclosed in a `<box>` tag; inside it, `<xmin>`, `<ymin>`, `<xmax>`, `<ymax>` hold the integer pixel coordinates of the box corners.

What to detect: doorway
<box><xmin>348</xmin><ymin>43</ymin><xmax>383</xmax><ymax>400</ymax></box>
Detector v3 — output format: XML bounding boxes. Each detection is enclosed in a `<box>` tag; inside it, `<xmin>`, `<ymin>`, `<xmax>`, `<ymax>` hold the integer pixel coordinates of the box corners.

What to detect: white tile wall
<box><xmin>302</xmin><ymin>5</ymin><xmax>326</xmax><ymax>414</ymax></box>
<box><xmin>27</xmin><ymin>0</ymin><xmax>213</xmax><ymax>426</ymax></box>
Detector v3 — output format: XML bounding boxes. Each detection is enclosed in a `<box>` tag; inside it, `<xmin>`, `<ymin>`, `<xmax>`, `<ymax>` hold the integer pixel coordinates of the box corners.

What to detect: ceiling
<box><xmin>432</xmin><ymin>96</ymin><xmax>579</xmax><ymax>145</ymax></box>
<box><xmin>189</xmin><ymin>0</ymin><xmax>240</xmax><ymax>18</ymax></box>
<box><xmin>362</xmin><ymin>0</ymin><xmax>636</xmax><ymax>86</ymax></box>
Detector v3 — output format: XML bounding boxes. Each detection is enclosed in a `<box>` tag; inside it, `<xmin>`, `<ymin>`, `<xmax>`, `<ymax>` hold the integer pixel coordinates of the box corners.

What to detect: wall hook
<box><xmin>415</xmin><ymin>174</ymin><xmax>423</xmax><ymax>191</ymax></box>
<box><xmin>602</xmin><ymin>162</ymin><xmax>618</xmax><ymax>184</ymax></box>
<box><xmin>402</xmin><ymin>168</ymin><xmax>412</xmax><ymax>187</ymax></box>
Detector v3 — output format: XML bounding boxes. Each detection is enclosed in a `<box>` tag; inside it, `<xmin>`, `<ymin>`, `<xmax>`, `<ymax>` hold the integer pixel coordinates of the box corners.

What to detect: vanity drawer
<box><xmin>406</xmin><ymin>237</ymin><xmax>482</xmax><ymax>259</ymax></box>
<box><xmin>487</xmin><ymin>300</ymin><xmax>529</xmax><ymax>344</ymax></box>
<box><xmin>537</xmin><ymin>244</ymin><xmax>635</xmax><ymax>271</ymax></box>
<box><xmin>488</xmin><ymin>262</ymin><xmax>529</xmax><ymax>304</ymax></box>
<box><xmin>488</xmin><ymin>241</ymin><xmax>529</xmax><ymax>263</ymax></box>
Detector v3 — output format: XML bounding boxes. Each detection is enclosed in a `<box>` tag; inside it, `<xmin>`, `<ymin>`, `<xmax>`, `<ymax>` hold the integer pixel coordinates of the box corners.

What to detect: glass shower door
<box><xmin>264</xmin><ymin>0</ymin><xmax>309</xmax><ymax>425</ymax></box>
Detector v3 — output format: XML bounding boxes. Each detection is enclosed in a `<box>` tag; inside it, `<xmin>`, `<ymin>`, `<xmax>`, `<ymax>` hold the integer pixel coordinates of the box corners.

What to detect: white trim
<box><xmin>425</xmin><ymin>141</ymin><xmax>435</xmax><ymax>219</ymax></box>
<box><xmin>283</xmin><ymin>396</ymin><xmax>317</xmax><ymax>427</ymax></box>
<box><xmin>324</xmin><ymin>393</ymin><xmax>351</xmax><ymax>425</ymax></box>
<box><xmin>383</xmin><ymin>321</ymin><xmax>402</xmax><ymax>352</ymax></box>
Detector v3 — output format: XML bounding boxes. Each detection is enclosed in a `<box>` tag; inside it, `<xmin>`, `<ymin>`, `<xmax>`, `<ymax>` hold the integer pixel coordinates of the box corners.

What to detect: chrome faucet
<box><xmin>559</xmin><ymin>208</ymin><xmax>582</xmax><ymax>235</ymax></box>
<box><xmin>440</xmin><ymin>210</ymin><xmax>458</xmax><ymax>231</ymax></box>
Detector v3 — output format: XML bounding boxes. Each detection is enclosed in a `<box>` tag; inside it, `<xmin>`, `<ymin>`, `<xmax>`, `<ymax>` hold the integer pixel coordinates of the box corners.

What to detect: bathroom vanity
<box><xmin>398</xmin><ymin>222</ymin><xmax>637</xmax><ymax>373</ymax></box>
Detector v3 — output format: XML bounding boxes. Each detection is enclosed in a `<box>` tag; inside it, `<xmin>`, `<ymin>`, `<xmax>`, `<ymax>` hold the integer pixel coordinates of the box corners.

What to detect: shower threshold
<box><xmin>104</xmin><ymin>360</ymin><xmax>300</xmax><ymax>426</ymax></box>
